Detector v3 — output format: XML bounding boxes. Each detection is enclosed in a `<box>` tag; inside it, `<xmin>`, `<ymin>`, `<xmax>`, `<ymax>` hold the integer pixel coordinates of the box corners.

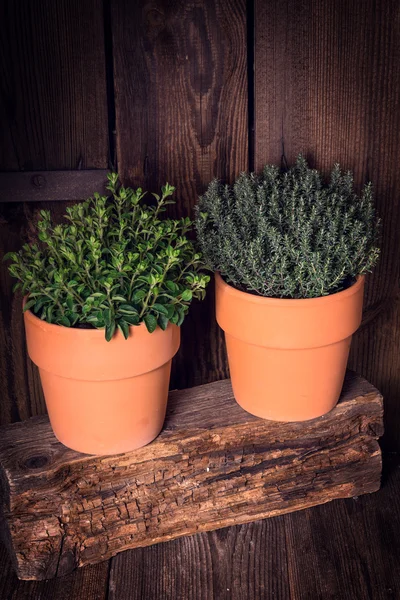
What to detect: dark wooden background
<box><xmin>1</xmin><ymin>0</ymin><xmax>399</xmax><ymax>450</ymax></box>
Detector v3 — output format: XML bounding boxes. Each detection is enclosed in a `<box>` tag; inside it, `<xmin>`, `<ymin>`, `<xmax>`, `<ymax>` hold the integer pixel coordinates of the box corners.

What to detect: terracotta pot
<box><xmin>215</xmin><ymin>273</ymin><xmax>365</xmax><ymax>421</ymax></box>
<box><xmin>24</xmin><ymin>309</ymin><xmax>180</xmax><ymax>455</ymax></box>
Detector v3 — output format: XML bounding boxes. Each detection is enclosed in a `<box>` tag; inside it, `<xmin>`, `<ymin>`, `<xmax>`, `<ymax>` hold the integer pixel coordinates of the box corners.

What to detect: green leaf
<box><xmin>158</xmin><ymin>314</ymin><xmax>169</xmax><ymax>331</ymax></box>
<box><xmin>103</xmin><ymin>308</ymin><xmax>112</xmax><ymax>326</ymax></box>
<box><xmin>123</xmin><ymin>316</ymin><xmax>139</xmax><ymax>326</ymax></box>
<box><xmin>118</xmin><ymin>304</ymin><xmax>139</xmax><ymax>315</ymax></box>
<box><xmin>59</xmin><ymin>316</ymin><xmax>71</xmax><ymax>327</ymax></box>
<box><xmin>23</xmin><ymin>299</ymin><xmax>37</xmax><ymax>312</ymax></box>
<box><xmin>152</xmin><ymin>303</ymin><xmax>169</xmax><ymax>316</ymax></box>
<box><xmin>70</xmin><ymin>313</ymin><xmax>80</xmax><ymax>326</ymax></box>
<box><xmin>166</xmin><ymin>305</ymin><xmax>176</xmax><ymax>319</ymax></box>
<box><xmin>165</xmin><ymin>280</ymin><xmax>179</xmax><ymax>293</ymax></box>
<box><xmin>170</xmin><ymin>310</ymin><xmax>179</xmax><ymax>325</ymax></box>
<box><xmin>117</xmin><ymin>319</ymin><xmax>130</xmax><ymax>339</ymax></box>
<box><xmin>3</xmin><ymin>252</ymin><xmax>18</xmax><ymax>262</ymax></box>
<box><xmin>132</xmin><ymin>289</ymin><xmax>147</xmax><ymax>303</ymax></box>
<box><xmin>34</xmin><ymin>297</ymin><xmax>47</xmax><ymax>313</ymax></box>
<box><xmin>181</xmin><ymin>289</ymin><xmax>192</xmax><ymax>302</ymax></box>
<box><xmin>105</xmin><ymin>321</ymin><xmax>116</xmax><ymax>341</ymax></box>
<box><xmin>176</xmin><ymin>306</ymin><xmax>185</xmax><ymax>327</ymax></box>
<box><xmin>66</xmin><ymin>296</ymin><xmax>74</xmax><ymax>311</ymax></box>
<box><xmin>86</xmin><ymin>315</ymin><xmax>102</xmax><ymax>325</ymax></box>
<box><xmin>111</xmin><ymin>295</ymin><xmax>127</xmax><ymax>302</ymax></box>
<box><xmin>153</xmin><ymin>264</ymin><xmax>164</xmax><ymax>275</ymax></box>
<box><xmin>144</xmin><ymin>313</ymin><xmax>157</xmax><ymax>333</ymax></box>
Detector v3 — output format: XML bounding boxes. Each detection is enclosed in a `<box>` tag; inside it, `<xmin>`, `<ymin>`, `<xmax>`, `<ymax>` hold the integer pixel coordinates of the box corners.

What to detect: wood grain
<box><xmin>111</xmin><ymin>0</ymin><xmax>248</xmax><ymax>389</ymax></box>
<box><xmin>254</xmin><ymin>0</ymin><xmax>400</xmax><ymax>450</ymax></box>
<box><xmin>0</xmin><ymin>372</ymin><xmax>383</xmax><ymax>580</ymax></box>
<box><xmin>108</xmin><ymin>519</ymin><xmax>290</xmax><ymax>600</ymax></box>
<box><xmin>0</xmin><ymin>170</ymin><xmax>109</xmax><ymax>203</ymax></box>
<box><xmin>0</xmin><ymin>540</ymin><xmax>110</xmax><ymax>600</ymax></box>
<box><xmin>284</xmin><ymin>459</ymin><xmax>400</xmax><ymax>599</ymax></box>
<box><xmin>0</xmin><ymin>0</ymin><xmax>109</xmax><ymax>426</ymax></box>
<box><xmin>0</xmin><ymin>0</ymin><xmax>108</xmax><ymax>171</ymax></box>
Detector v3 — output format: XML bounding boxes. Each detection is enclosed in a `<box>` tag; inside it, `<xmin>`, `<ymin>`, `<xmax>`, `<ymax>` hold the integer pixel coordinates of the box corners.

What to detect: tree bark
<box><xmin>0</xmin><ymin>371</ymin><xmax>383</xmax><ymax>580</ymax></box>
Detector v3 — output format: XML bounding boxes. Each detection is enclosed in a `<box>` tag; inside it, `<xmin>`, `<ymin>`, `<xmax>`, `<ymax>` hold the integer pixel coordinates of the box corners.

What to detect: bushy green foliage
<box><xmin>5</xmin><ymin>173</ymin><xmax>210</xmax><ymax>340</ymax></box>
<box><xmin>195</xmin><ymin>156</ymin><xmax>380</xmax><ymax>298</ymax></box>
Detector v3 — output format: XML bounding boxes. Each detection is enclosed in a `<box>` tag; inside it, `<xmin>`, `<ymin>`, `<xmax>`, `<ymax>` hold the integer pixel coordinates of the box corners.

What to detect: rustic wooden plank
<box><xmin>0</xmin><ymin>0</ymin><xmax>108</xmax><ymax>171</ymax></box>
<box><xmin>108</xmin><ymin>518</ymin><xmax>290</xmax><ymax>600</ymax></box>
<box><xmin>0</xmin><ymin>203</ymin><xmax>46</xmax><ymax>427</ymax></box>
<box><xmin>0</xmin><ymin>171</ymin><xmax>109</xmax><ymax>203</ymax></box>
<box><xmin>0</xmin><ymin>372</ymin><xmax>383</xmax><ymax>580</ymax></box>
<box><xmin>284</xmin><ymin>457</ymin><xmax>400</xmax><ymax>599</ymax></box>
<box><xmin>254</xmin><ymin>0</ymin><xmax>400</xmax><ymax>450</ymax></box>
<box><xmin>108</xmin><ymin>533</ymin><xmax>216</xmax><ymax>600</ymax></box>
<box><xmin>0</xmin><ymin>0</ymin><xmax>109</xmax><ymax>427</ymax></box>
<box><xmin>111</xmin><ymin>0</ymin><xmax>248</xmax><ymax>389</ymax></box>
<box><xmin>0</xmin><ymin>541</ymin><xmax>110</xmax><ymax>600</ymax></box>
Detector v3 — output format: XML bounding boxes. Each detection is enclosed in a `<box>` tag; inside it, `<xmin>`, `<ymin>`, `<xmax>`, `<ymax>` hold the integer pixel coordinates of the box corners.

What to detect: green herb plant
<box><xmin>5</xmin><ymin>174</ymin><xmax>210</xmax><ymax>340</ymax></box>
<box><xmin>195</xmin><ymin>155</ymin><xmax>380</xmax><ymax>299</ymax></box>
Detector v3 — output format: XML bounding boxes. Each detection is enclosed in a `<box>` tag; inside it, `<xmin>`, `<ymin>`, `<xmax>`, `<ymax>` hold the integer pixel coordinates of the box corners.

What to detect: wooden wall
<box><xmin>254</xmin><ymin>0</ymin><xmax>400</xmax><ymax>450</ymax></box>
<box><xmin>1</xmin><ymin>1</ymin><xmax>399</xmax><ymax>450</ymax></box>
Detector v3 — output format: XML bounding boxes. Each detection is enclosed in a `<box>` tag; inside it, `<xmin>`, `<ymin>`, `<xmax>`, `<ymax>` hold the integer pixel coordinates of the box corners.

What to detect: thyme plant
<box><xmin>195</xmin><ymin>155</ymin><xmax>380</xmax><ymax>298</ymax></box>
<box><xmin>5</xmin><ymin>173</ymin><xmax>210</xmax><ymax>340</ymax></box>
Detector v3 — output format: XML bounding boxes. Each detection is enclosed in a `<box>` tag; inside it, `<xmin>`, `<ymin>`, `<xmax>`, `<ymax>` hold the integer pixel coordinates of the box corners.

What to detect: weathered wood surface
<box><xmin>0</xmin><ymin>372</ymin><xmax>383</xmax><ymax>580</ymax></box>
<box><xmin>0</xmin><ymin>540</ymin><xmax>110</xmax><ymax>600</ymax></box>
<box><xmin>2</xmin><ymin>457</ymin><xmax>400</xmax><ymax>599</ymax></box>
<box><xmin>112</xmin><ymin>0</ymin><xmax>248</xmax><ymax>390</ymax></box>
<box><xmin>0</xmin><ymin>0</ymin><xmax>109</xmax><ymax>427</ymax></box>
<box><xmin>0</xmin><ymin>171</ymin><xmax>109</xmax><ymax>203</ymax></box>
<box><xmin>0</xmin><ymin>0</ymin><xmax>108</xmax><ymax>171</ymax></box>
<box><xmin>254</xmin><ymin>0</ymin><xmax>400</xmax><ymax>451</ymax></box>
<box><xmin>108</xmin><ymin>455</ymin><xmax>400</xmax><ymax>600</ymax></box>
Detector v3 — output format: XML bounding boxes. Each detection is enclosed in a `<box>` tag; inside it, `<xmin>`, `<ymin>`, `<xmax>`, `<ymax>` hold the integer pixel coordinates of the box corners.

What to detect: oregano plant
<box><xmin>195</xmin><ymin>155</ymin><xmax>380</xmax><ymax>298</ymax></box>
<box><xmin>5</xmin><ymin>173</ymin><xmax>210</xmax><ymax>340</ymax></box>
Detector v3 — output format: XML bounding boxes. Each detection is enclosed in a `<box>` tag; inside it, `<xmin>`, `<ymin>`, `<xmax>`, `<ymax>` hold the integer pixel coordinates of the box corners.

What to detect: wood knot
<box><xmin>31</xmin><ymin>174</ymin><xmax>46</xmax><ymax>189</ymax></box>
<box><xmin>146</xmin><ymin>8</ymin><xmax>165</xmax><ymax>28</ymax></box>
<box><xmin>24</xmin><ymin>455</ymin><xmax>49</xmax><ymax>469</ymax></box>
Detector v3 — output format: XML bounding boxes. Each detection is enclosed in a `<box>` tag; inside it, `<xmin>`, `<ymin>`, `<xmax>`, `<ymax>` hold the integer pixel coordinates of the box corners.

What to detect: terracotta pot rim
<box><xmin>24</xmin><ymin>304</ymin><xmax>180</xmax><ymax>380</ymax></box>
<box><xmin>215</xmin><ymin>272</ymin><xmax>365</xmax><ymax>306</ymax></box>
<box><xmin>23</xmin><ymin>305</ymin><xmax>149</xmax><ymax>339</ymax></box>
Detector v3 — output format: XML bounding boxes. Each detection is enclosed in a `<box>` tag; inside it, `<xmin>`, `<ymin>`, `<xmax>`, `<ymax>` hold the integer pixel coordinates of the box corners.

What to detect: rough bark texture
<box><xmin>0</xmin><ymin>371</ymin><xmax>383</xmax><ymax>581</ymax></box>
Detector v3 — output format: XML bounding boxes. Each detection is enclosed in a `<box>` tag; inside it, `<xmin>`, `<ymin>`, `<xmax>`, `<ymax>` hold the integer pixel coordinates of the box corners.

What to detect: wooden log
<box><xmin>0</xmin><ymin>371</ymin><xmax>383</xmax><ymax>581</ymax></box>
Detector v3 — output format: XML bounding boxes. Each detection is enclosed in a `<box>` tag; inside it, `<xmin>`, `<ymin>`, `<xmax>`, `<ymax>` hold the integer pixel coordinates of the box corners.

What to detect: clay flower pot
<box><xmin>215</xmin><ymin>272</ymin><xmax>365</xmax><ymax>421</ymax></box>
<box><xmin>24</xmin><ymin>308</ymin><xmax>180</xmax><ymax>455</ymax></box>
